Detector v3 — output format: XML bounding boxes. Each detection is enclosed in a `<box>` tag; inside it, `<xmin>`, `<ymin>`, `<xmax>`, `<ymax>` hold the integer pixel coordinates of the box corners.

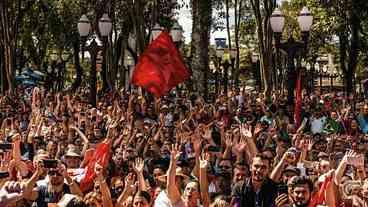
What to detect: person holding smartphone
<box><xmin>22</xmin><ymin>161</ymin><xmax>83</xmax><ymax>207</ymax></box>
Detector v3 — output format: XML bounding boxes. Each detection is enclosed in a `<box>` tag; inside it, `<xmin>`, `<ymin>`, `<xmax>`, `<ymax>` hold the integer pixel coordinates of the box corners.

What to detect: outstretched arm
<box><xmin>199</xmin><ymin>153</ymin><xmax>210</xmax><ymax>207</ymax></box>
<box><xmin>133</xmin><ymin>157</ymin><xmax>147</xmax><ymax>192</ymax></box>
<box><xmin>167</xmin><ymin>144</ymin><xmax>183</xmax><ymax>205</ymax></box>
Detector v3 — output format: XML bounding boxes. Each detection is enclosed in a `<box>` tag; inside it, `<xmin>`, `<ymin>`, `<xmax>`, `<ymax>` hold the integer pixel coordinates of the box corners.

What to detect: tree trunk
<box><xmin>0</xmin><ymin>46</ymin><xmax>5</xmax><ymax>93</ymax></box>
<box><xmin>190</xmin><ymin>0</ymin><xmax>212</xmax><ymax>98</ymax></box>
<box><xmin>346</xmin><ymin>11</ymin><xmax>360</xmax><ymax>95</ymax></box>
<box><xmin>234</xmin><ymin>0</ymin><xmax>241</xmax><ymax>88</ymax></box>
<box><xmin>250</xmin><ymin>0</ymin><xmax>275</xmax><ymax>97</ymax></box>
<box><xmin>71</xmin><ymin>38</ymin><xmax>82</xmax><ymax>91</ymax></box>
<box><xmin>225</xmin><ymin>0</ymin><xmax>231</xmax><ymax>92</ymax></box>
<box><xmin>101</xmin><ymin>37</ymin><xmax>110</xmax><ymax>91</ymax></box>
<box><xmin>0</xmin><ymin>0</ymin><xmax>16</xmax><ymax>93</ymax></box>
<box><xmin>4</xmin><ymin>45</ymin><xmax>15</xmax><ymax>93</ymax></box>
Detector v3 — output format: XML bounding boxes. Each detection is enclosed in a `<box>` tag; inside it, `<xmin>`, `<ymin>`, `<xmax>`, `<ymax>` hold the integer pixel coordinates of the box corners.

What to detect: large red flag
<box><xmin>131</xmin><ymin>31</ymin><xmax>191</xmax><ymax>97</ymax></box>
<box><xmin>294</xmin><ymin>71</ymin><xmax>302</xmax><ymax>128</ymax></box>
<box><xmin>80</xmin><ymin>140</ymin><xmax>111</xmax><ymax>192</ymax></box>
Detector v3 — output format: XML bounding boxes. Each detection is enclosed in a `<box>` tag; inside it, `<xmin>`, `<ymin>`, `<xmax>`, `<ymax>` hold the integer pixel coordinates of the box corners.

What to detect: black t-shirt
<box><xmin>33</xmin><ymin>183</ymin><xmax>71</xmax><ymax>207</ymax></box>
<box><xmin>231</xmin><ymin>177</ymin><xmax>278</xmax><ymax>207</ymax></box>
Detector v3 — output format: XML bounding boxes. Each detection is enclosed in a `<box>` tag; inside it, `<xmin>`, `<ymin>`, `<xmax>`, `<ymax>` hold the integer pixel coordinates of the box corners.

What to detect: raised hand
<box><xmin>234</xmin><ymin>137</ymin><xmax>247</xmax><ymax>154</ymax></box>
<box><xmin>254</xmin><ymin>123</ymin><xmax>263</xmax><ymax>135</ymax></box>
<box><xmin>240</xmin><ymin>124</ymin><xmax>252</xmax><ymax>139</ymax></box>
<box><xmin>307</xmin><ymin>139</ymin><xmax>314</xmax><ymax>151</ymax></box>
<box><xmin>0</xmin><ymin>181</ymin><xmax>26</xmax><ymax>206</ymax></box>
<box><xmin>275</xmin><ymin>193</ymin><xmax>289</xmax><ymax>207</ymax></box>
<box><xmin>225</xmin><ymin>135</ymin><xmax>233</xmax><ymax>148</ymax></box>
<box><xmin>34</xmin><ymin>161</ymin><xmax>46</xmax><ymax>178</ymax></box>
<box><xmin>199</xmin><ymin>153</ymin><xmax>210</xmax><ymax>169</ymax></box>
<box><xmin>282</xmin><ymin>150</ymin><xmax>296</xmax><ymax>164</ymax></box>
<box><xmin>124</xmin><ymin>173</ymin><xmax>136</xmax><ymax>193</ymax></box>
<box><xmin>170</xmin><ymin>144</ymin><xmax>181</xmax><ymax>162</ymax></box>
<box><xmin>95</xmin><ymin>163</ymin><xmax>104</xmax><ymax>182</ymax></box>
<box><xmin>133</xmin><ymin>157</ymin><xmax>144</xmax><ymax>174</ymax></box>
<box><xmin>202</xmin><ymin>126</ymin><xmax>212</xmax><ymax>141</ymax></box>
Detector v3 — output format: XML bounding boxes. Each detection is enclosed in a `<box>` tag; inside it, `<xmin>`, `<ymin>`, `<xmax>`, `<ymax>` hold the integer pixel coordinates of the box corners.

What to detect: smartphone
<box><xmin>0</xmin><ymin>143</ymin><xmax>12</xmax><ymax>150</ymax></box>
<box><xmin>43</xmin><ymin>159</ymin><xmax>58</xmax><ymax>168</ymax></box>
<box><xmin>0</xmin><ymin>172</ymin><xmax>9</xmax><ymax>179</ymax></box>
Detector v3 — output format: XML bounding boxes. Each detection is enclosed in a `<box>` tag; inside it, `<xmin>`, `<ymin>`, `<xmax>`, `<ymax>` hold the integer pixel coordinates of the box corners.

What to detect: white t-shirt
<box><xmin>154</xmin><ymin>191</ymin><xmax>172</xmax><ymax>207</ymax></box>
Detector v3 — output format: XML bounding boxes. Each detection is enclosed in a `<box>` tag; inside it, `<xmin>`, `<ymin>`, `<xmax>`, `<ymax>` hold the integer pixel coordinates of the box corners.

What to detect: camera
<box><xmin>43</xmin><ymin>159</ymin><xmax>58</xmax><ymax>168</ymax></box>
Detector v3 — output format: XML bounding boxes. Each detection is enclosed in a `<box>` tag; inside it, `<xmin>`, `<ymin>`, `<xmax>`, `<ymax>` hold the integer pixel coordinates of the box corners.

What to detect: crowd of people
<box><xmin>0</xmin><ymin>85</ymin><xmax>368</xmax><ymax>207</ymax></box>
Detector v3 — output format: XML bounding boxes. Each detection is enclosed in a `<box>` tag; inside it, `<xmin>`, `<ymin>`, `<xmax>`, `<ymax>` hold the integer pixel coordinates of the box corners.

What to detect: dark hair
<box><xmin>253</xmin><ymin>153</ymin><xmax>272</xmax><ymax>166</ymax></box>
<box><xmin>135</xmin><ymin>191</ymin><xmax>152</xmax><ymax>204</ymax></box>
<box><xmin>288</xmin><ymin>176</ymin><xmax>314</xmax><ymax>192</ymax></box>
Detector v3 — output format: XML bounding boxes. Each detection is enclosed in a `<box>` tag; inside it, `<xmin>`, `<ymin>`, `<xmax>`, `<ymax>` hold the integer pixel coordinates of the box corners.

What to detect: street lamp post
<box><xmin>270</xmin><ymin>6</ymin><xmax>313</xmax><ymax>104</ymax></box>
<box><xmin>251</xmin><ymin>53</ymin><xmax>261</xmax><ymax>90</ymax></box>
<box><xmin>322</xmin><ymin>65</ymin><xmax>328</xmax><ymax>92</ymax></box>
<box><xmin>230</xmin><ymin>48</ymin><xmax>238</xmax><ymax>89</ymax></box>
<box><xmin>124</xmin><ymin>56</ymin><xmax>134</xmax><ymax>92</ymax></box>
<box><xmin>223</xmin><ymin>50</ymin><xmax>231</xmax><ymax>94</ymax></box>
<box><xmin>214</xmin><ymin>38</ymin><xmax>232</xmax><ymax>94</ymax></box>
<box><xmin>170</xmin><ymin>20</ymin><xmax>184</xmax><ymax>95</ymax></box>
<box><xmin>78</xmin><ymin>14</ymin><xmax>112</xmax><ymax>107</ymax></box>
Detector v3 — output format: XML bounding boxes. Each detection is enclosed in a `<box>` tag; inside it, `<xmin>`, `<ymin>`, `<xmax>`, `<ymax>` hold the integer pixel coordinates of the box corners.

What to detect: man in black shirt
<box><xmin>231</xmin><ymin>154</ymin><xmax>278</xmax><ymax>207</ymax></box>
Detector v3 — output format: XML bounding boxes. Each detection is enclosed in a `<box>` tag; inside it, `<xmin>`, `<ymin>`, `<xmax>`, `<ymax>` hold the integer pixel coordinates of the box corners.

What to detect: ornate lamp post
<box><xmin>270</xmin><ymin>6</ymin><xmax>313</xmax><ymax>103</ymax></box>
<box><xmin>78</xmin><ymin>14</ymin><xmax>112</xmax><ymax>106</ymax></box>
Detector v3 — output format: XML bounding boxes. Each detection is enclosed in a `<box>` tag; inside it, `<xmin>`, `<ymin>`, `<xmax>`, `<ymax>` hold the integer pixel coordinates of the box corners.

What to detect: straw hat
<box><xmin>157</xmin><ymin>167</ymin><xmax>189</xmax><ymax>183</ymax></box>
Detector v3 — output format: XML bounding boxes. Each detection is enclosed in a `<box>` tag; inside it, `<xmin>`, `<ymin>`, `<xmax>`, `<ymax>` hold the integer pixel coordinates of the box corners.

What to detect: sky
<box><xmin>177</xmin><ymin>0</ymin><xmax>289</xmax><ymax>45</ymax></box>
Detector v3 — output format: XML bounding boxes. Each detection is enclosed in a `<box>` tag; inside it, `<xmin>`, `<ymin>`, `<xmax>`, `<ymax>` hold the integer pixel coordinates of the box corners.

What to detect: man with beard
<box><xmin>231</xmin><ymin>154</ymin><xmax>278</xmax><ymax>207</ymax></box>
<box><xmin>23</xmin><ymin>161</ymin><xmax>83</xmax><ymax>207</ymax></box>
<box><xmin>275</xmin><ymin>176</ymin><xmax>313</xmax><ymax>207</ymax></box>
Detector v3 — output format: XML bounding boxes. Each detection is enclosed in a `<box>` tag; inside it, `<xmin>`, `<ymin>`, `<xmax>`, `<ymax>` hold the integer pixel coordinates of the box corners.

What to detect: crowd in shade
<box><xmin>1</xmin><ymin>85</ymin><xmax>368</xmax><ymax>207</ymax></box>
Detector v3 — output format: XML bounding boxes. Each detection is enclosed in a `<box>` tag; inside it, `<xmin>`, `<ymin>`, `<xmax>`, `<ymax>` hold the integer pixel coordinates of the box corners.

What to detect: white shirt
<box><xmin>154</xmin><ymin>191</ymin><xmax>172</xmax><ymax>207</ymax></box>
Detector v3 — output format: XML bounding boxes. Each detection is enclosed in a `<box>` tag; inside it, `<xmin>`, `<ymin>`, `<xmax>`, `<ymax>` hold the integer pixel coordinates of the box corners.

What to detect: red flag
<box><xmin>294</xmin><ymin>71</ymin><xmax>302</xmax><ymax>128</ymax></box>
<box><xmin>80</xmin><ymin>140</ymin><xmax>111</xmax><ymax>192</ymax></box>
<box><xmin>309</xmin><ymin>176</ymin><xmax>333</xmax><ymax>207</ymax></box>
<box><xmin>131</xmin><ymin>31</ymin><xmax>191</xmax><ymax>97</ymax></box>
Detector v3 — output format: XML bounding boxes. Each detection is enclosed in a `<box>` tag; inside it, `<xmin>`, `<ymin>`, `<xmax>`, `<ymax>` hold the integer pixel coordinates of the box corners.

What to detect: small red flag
<box><xmin>131</xmin><ymin>31</ymin><xmax>191</xmax><ymax>97</ymax></box>
<box><xmin>309</xmin><ymin>175</ymin><xmax>333</xmax><ymax>207</ymax></box>
<box><xmin>294</xmin><ymin>71</ymin><xmax>302</xmax><ymax>128</ymax></box>
<box><xmin>80</xmin><ymin>140</ymin><xmax>111</xmax><ymax>192</ymax></box>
